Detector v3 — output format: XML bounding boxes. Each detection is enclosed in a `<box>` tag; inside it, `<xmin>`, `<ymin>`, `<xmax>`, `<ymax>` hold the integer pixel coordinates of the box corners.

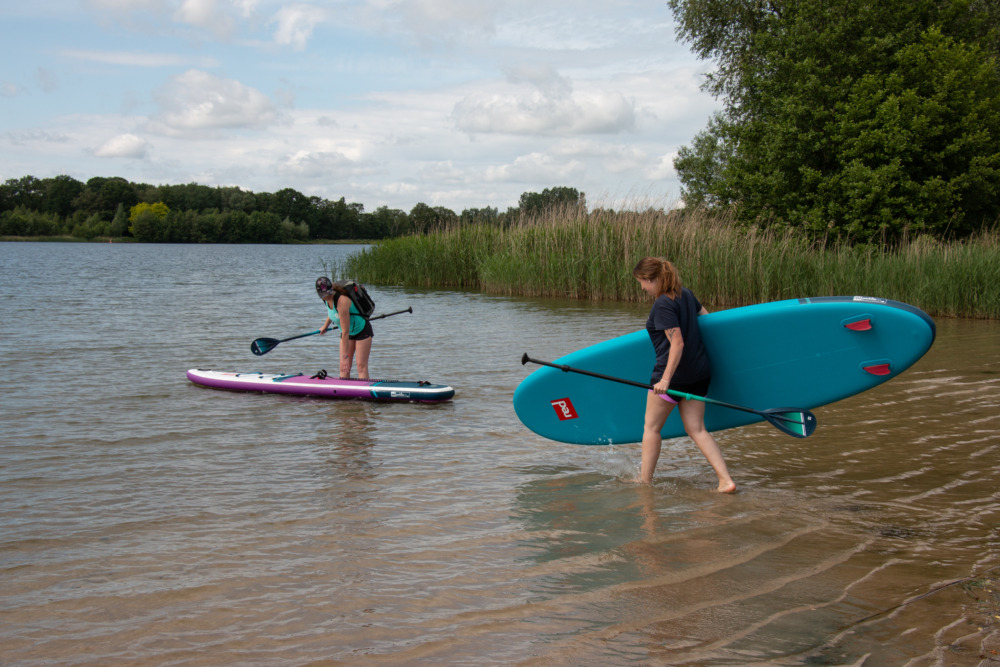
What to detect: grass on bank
<box><xmin>341</xmin><ymin>206</ymin><xmax>1000</xmax><ymax>319</ymax></box>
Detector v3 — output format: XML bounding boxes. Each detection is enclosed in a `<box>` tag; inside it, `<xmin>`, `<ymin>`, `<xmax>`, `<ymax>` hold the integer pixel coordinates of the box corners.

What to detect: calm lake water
<box><xmin>1</xmin><ymin>242</ymin><xmax>998</xmax><ymax>665</ymax></box>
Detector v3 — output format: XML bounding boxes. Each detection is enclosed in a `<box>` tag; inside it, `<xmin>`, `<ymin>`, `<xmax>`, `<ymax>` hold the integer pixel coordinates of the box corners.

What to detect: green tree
<box><xmin>129</xmin><ymin>201</ymin><xmax>170</xmax><ymax>223</ymax></box>
<box><xmin>366</xmin><ymin>205</ymin><xmax>410</xmax><ymax>238</ymax></box>
<box><xmin>669</xmin><ymin>0</ymin><xmax>1000</xmax><ymax>243</ymax></box>
<box><xmin>129</xmin><ymin>209</ymin><xmax>163</xmax><ymax>242</ymax></box>
<box><xmin>460</xmin><ymin>206</ymin><xmax>500</xmax><ymax>226</ymax></box>
<box><xmin>219</xmin><ymin>186</ymin><xmax>257</xmax><ymax>213</ymax></box>
<box><xmin>97</xmin><ymin>177</ymin><xmax>139</xmax><ymax>219</ymax></box>
<box><xmin>312</xmin><ymin>197</ymin><xmax>364</xmax><ymax>239</ymax></box>
<box><xmin>43</xmin><ymin>175</ymin><xmax>85</xmax><ymax>219</ymax></box>
<box><xmin>268</xmin><ymin>188</ymin><xmax>313</xmax><ymax>228</ymax></box>
<box><xmin>409</xmin><ymin>203</ymin><xmax>456</xmax><ymax>234</ymax></box>
<box><xmin>247</xmin><ymin>211</ymin><xmax>282</xmax><ymax>242</ymax></box>
<box><xmin>2</xmin><ymin>176</ymin><xmax>46</xmax><ymax>212</ymax></box>
<box><xmin>0</xmin><ymin>206</ymin><xmax>61</xmax><ymax>236</ymax></box>
<box><xmin>110</xmin><ymin>203</ymin><xmax>129</xmax><ymax>237</ymax></box>
<box><xmin>517</xmin><ymin>187</ymin><xmax>586</xmax><ymax>217</ymax></box>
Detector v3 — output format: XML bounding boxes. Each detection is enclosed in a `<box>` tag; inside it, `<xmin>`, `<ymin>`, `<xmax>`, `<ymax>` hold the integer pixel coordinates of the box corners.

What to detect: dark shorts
<box><xmin>650</xmin><ymin>376</ymin><xmax>711</xmax><ymax>404</ymax></box>
<box><xmin>349</xmin><ymin>320</ymin><xmax>373</xmax><ymax>341</ymax></box>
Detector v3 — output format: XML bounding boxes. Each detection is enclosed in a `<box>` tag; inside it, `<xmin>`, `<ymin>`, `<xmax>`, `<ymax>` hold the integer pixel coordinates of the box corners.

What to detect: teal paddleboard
<box><xmin>513</xmin><ymin>296</ymin><xmax>935</xmax><ymax>445</ymax></box>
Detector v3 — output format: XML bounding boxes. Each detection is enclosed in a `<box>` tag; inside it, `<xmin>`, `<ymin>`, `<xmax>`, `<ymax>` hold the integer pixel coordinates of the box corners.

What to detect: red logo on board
<box><xmin>551</xmin><ymin>398</ymin><xmax>578</xmax><ymax>420</ymax></box>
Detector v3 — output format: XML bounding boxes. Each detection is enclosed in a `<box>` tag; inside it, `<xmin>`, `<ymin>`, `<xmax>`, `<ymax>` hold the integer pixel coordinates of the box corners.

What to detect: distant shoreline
<box><xmin>0</xmin><ymin>236</ymin><xmax>372</xmax><ymax>244</ymax></box>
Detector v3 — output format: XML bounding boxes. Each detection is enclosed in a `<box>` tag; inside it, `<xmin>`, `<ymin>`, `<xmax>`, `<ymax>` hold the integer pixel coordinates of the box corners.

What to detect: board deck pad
<box><xmin>187</xmin><ymin>369</ymin><xmax>455</xmax><ymax>403</ymax></box>
<box><xmin>513</xmin><ymin>296</ymin><xmax>935</xmax><ymax>445</ymax></box>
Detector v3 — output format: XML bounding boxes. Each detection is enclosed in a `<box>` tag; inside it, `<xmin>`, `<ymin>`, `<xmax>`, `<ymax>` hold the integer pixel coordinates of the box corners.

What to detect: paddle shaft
<box><xmin>320</xmin><ymin>306</ymin><xmax>413</xmax><ymax>335</ymax></box>
<box><xmin>520</xmin><ymin>353</ymin><xmax>807</xmax><ymax>423</ymax></box>
<box><xmin>252</xmin><ymin>307</ymin><xmax>412</xmax><ymax>355</ymax></box>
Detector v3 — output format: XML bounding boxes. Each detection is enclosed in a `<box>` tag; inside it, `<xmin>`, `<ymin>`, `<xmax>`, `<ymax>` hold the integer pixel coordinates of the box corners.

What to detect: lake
<box><xmin>1</xmin><ymin>242</ymin><xmax>998</xmax><ymax>665</ymax></box>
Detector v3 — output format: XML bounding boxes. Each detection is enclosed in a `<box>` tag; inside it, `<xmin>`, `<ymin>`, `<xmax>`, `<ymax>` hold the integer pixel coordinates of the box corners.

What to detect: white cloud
<box><xmin>2</xmin><ymin>81</ymin><xmax>25</xmax><ymax>98</ymax></box>
<box><xmin>4</xmin><ymin>0</ymin><xmax>723</xmax><ymax>211</ymax></box>
<box><xmin>83</xmin><ymin>0</ymin><xmax>164</xmax><ymax>11</ymax></box>
<box><xmin>452</xmin><ymin>82</ymin><xmax>635</xmax><ymax>136</ymax></box>
<box><xmin>61</xmin><ymin>49</ymin><xmax>220</xmax><ymax>68</ymax></box>
<box><xmin>93</xmin><ymin>133</ymin><xmax>150</xmax><ymax>158</ymax></box>
<box><xmin>7</xmin><ymin>130</ymin><xmax>71</xmax><ymax>146</ymax></box>
<box><xmin>647</xmin><ymin>152</ymin><xmax>680</xmax><ymax>181</ymax></box>
<box><xmin>278</xmin><ymin>149</ymin><xmax>356</xmax><ymax>178</ymax></box>
<box><xmin>150</xmin><ymin>69</ymin><xmax>278</xmax><ymax>135</ymax></box>
<box><xmin>364</xmin><ymin>0</ymin><xmax>498</xmax><ymax>45</ymax></box>
<box><xmin>484</xmin><ymin>152</ymin><xmax>586</xmax><ymax>184</ymax></box>
<box><xmin>270</xmin><ymin>4</ymin><xmax>328</xmax><ymax>51</ymax></box>
<box><xmin>452</xmin><ymin>63</ymin><xmax>636</xmax><ymax>136</ymax></box>
<box><xmin>173</xmin><ymin>0</ymin><xmax>237</xmax><ymax>37</ymax></box>
<box><xmin>551</xmin><ymin>139</ymin><xmax>649</xmax><ymax>174</ymax></box>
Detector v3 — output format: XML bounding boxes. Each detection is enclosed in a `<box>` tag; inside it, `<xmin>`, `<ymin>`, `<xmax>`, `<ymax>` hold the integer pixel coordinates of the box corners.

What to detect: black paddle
<box><xmin>251</xmin><ymin>307</ymin><xmax>413</xmax><ymax>356</ymax></box>
<box><xmin>521</xmin><ymin>353</ymin><xmax>817</xmax><ymax>439</ymax></box>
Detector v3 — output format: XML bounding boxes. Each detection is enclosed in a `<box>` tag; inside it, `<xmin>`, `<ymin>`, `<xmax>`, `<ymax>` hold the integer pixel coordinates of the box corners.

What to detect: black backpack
<box><xmin>335</xmin><ymin>279</ymin><xmax>375</xmax><ymax>319</ymax></box>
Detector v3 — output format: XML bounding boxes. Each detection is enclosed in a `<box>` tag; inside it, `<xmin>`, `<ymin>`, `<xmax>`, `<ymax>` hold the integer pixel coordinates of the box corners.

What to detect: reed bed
<box><xmin>341</xmin><ymin>206</ymin><xmax>999</xmax><ymax>319</ymax></box>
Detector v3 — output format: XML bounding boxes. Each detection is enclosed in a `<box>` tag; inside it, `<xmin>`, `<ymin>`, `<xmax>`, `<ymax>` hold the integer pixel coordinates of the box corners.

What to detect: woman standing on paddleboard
<box><xmin>632</xmin><ymin>258</ymin><xmax>736</xmax><ymax>493</ymax></box>
<box><xmin>316</xmin><ymin>276</ymin><xmax>373</xmax><ymax>379</ymax></box>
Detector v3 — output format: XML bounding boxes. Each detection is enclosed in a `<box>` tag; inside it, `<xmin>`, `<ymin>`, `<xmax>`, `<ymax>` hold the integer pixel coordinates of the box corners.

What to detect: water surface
<box><xmin>1</xmin><ymin>242</ymin><xmax>998</xmax><ymax>665</ymax></box>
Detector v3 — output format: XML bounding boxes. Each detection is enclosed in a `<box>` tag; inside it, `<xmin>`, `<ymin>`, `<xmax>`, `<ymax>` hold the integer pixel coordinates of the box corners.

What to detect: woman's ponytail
<box><xmin>632</xmin><ymin>256</ymin><xmax>682</xmax><ymax>299</ymax></box>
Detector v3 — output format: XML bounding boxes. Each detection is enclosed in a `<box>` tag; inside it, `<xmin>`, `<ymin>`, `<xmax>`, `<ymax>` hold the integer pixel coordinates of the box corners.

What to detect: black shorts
<box><xmin>349</xmin><ymin>320</ymin><xmax>373</xmax><ymax>341</ymax></box>
<box><xmin>650</xmin><ymin>375</ymin><xmax>711</xmax><ymax>398</ymax></box>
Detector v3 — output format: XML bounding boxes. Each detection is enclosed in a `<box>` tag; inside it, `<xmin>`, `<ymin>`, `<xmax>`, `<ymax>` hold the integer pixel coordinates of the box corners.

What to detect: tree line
<box><xmin>670</xmin><ymin>0</ymin><xmax>1000</xmax><ymax>245</ymax></box>
<box><xmin>0</xmin><ymin>174</ymin><xmax>585</xmax><ymax>243</ymax></box>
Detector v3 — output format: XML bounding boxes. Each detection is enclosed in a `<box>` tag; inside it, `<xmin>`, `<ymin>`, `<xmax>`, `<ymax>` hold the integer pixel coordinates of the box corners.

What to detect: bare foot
<box><xmin>716</xmin><ymin>481</ymin><xmax>737</xmax><ymax>494</ymax></box>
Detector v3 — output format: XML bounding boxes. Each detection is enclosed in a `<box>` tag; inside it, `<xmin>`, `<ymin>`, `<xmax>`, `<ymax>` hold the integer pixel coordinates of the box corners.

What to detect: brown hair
<box><xmin>632</xmin><ymin>257</ymin><xmax>682</xmax><ymax>299</ymax></box>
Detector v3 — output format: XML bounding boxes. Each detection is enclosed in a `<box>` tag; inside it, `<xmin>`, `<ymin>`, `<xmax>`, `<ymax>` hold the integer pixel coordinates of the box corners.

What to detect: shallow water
<box><xmin>1</xmin><ymin>242</ymin><xmax>998</xmax><ymax>665</ymax></box>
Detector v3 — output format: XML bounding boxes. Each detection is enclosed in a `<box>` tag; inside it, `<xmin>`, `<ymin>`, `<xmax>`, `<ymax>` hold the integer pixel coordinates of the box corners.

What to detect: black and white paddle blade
<box><xmin>250</xmin><ymin>337</ymin><xmax>279</xmax><ymax>356</ymax></box>
<box><xmin>760</xmin><ymin>408</ymin><xmax>817</xmax><ymax>438</ymax></box>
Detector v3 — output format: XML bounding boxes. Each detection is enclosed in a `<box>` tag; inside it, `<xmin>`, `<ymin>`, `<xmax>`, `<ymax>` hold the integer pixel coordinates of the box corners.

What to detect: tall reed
<box><xmin>341</xmin><ymin>205</ymin><xmax>999</xmax><ymax>319</ymax></box>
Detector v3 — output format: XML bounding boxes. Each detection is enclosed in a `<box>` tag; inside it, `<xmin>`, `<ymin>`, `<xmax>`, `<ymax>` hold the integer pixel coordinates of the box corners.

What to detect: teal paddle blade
<box><xmin>761</xmin><ymin>408</ymin><xmax>817</xmax><ymax>438</ymax></box>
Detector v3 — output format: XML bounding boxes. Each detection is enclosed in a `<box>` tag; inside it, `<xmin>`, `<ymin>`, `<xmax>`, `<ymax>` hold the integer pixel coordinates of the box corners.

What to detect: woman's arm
<box><xmin>653</xmin><ymin>327</ymin><xmax>684</xmax><ymax>394</ymax></box>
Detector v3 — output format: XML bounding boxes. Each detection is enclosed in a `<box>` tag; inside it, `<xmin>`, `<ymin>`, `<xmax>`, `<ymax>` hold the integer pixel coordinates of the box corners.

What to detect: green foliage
<box><xmin>110</xmin><ymin>203</ymin><xmax>129</xmax><ymax>237</ymax></box>
<box><xmin>409</xmin><ymin>203</ymin><xmax>457</xmax><ymax>234</ymax></box>
<box><xmin>129</xmin><ymin>201</ymin><xmax>170</xmax><ymax>223</ymax></box>
<box><xmin>670</xmin><ymin>0</ymin><xmax>1000</xmax><ymax>245</ymax></box>
<box><xmin>0</xmin><ymin>206</ymin><xmax>63</xmax><ymax>236</ymax></box>
<box><xmin>344</xmin><ymin>206</ymin><xmax>1000</xmax><ymax>319</ymax></box>
<box><xmin>44</xmin><ymin>175</ymin><xmax>85</xmax><ymax>218</ymax></box>
<box><xmin>515</xmin><ymin>187</ymin><xmax>586</xmax><ymax>217</ymax></box>
<box><xmin>1</xmin><ymin>172</ymin><xmax>591</xmax><ymax>244</ymax></box>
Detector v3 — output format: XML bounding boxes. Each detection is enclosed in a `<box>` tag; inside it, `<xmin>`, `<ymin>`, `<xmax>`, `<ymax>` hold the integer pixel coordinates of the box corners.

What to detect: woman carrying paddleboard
<box><xmin>632</xmin><ymin>257</ymin><xmax>736</xmax><ymax>493</ymax></box>
<box><xmin>316</xmin><ymin>276</ymin><xmax>373</xmax><ymax>379</ymax></box>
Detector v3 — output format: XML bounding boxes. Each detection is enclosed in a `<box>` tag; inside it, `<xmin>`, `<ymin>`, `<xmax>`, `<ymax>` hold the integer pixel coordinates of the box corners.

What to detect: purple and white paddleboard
<box><xmin>187</xmin><ymin>369</ymin><xmax>454</xmax><ymax>403</ymax></box>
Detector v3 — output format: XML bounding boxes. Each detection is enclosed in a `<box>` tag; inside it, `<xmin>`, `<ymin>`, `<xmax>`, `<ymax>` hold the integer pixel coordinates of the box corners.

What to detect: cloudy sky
<box><xmin>1</xmin><ymin>0</ymin><xmax>720</xmax><ymax>213</ymax></box>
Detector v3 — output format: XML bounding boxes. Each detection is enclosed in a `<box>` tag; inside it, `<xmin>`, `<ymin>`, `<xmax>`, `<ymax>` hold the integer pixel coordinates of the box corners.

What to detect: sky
<box><xmin>0</xmin><ymin>0</ymin><xmax>721</xmax><ymax>213</ymax></box>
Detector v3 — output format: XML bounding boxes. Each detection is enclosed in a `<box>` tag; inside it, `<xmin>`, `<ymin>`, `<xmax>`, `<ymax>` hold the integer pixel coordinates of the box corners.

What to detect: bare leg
<box><xmin>639</xmin><ymin>392</ymin><xmax>675</xmax><ymax>484</ymax></box>
<box><xmin>354</xmin><ymin>336</ymin><xmax>372</xmax><ymax>379</ymax></box>
<box><xmin>339</xmin><ymin>338</ymin><xmax>356</xmax><ymax>378</ymax></box>
<box><xmin>678</xmin><ymin>400</ymin><xmax>736</xmax><ymax>493</ymax></box>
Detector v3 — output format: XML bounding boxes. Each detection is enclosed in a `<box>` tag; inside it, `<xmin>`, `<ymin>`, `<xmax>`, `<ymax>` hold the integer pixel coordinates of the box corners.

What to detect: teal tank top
<box><xmin>327</xmin><ymin>296</ymin><xmax>365</xmax><ymax>336</ymax></box>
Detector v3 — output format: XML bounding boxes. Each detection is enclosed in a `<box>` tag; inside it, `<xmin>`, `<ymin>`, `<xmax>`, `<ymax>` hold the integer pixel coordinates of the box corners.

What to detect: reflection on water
<box><xmin>323</xmin><ymin>401</ymin><xmax>378</xmax><ymax>481</ymax></box>
<box><xmin>0</xmin><ymin>242</ymin><xmax>998</xmax><ymax>665</ymax></box>
<box><xmin>505</xmin><ymin>317</ymin><xmax>1000</xmax><ymax>665</ymax></box>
